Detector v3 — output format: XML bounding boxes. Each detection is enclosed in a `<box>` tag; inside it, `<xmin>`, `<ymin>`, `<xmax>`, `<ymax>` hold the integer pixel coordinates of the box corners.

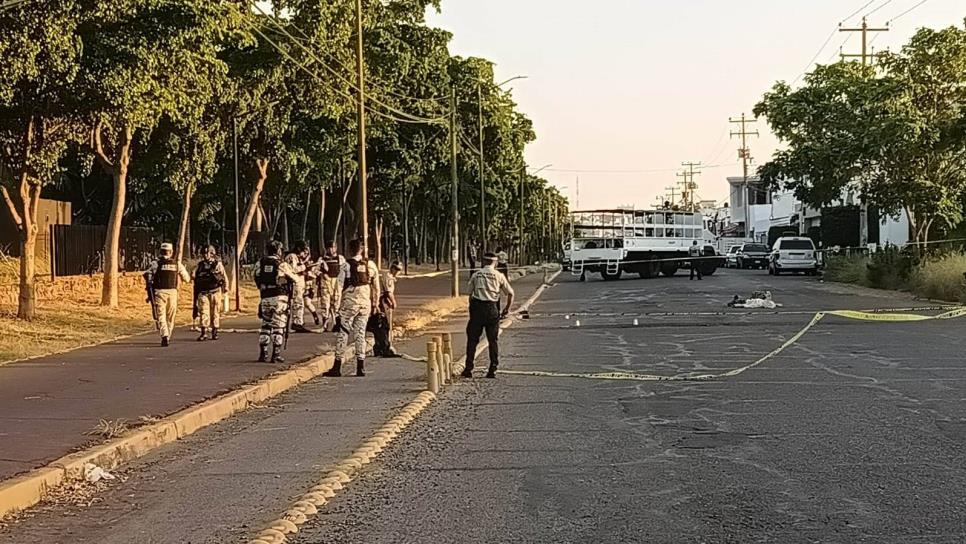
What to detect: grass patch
<box><xmin>85</xmin><ymin>418</ymin><xmax>129</xmax><ymax>440</ymax></box>
<box><xmin>909</xmin><ymin>253</ymin><xmax>966</xmax><ymax>303</ymax></box>
<box><xmin>0</xmin><ymin>280</ymin><xmax>261</xmax><ymax>364</ymax></box>
<box><xmin>824</xmin><ymin>255</ymin><xmax>871</xmax><ymax>287</ymax></box>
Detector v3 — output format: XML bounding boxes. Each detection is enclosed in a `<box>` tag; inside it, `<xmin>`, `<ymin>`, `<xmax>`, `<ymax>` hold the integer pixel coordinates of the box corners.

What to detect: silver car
<box><xmin>768</xmin><ymin>237</ymin><xmax>818</xmax><ymax>275</ymax></box>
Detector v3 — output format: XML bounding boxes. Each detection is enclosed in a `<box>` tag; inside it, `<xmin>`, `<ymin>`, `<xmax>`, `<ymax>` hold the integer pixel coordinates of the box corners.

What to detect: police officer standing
<box><xmin>193</xmin><ymin>245</ymin><xmax>227</xmax><ymax>341</ymax></box>
<box><xmin>303</xmin><ymin>252</ymin><xmax>323</xmax><ymax>326</ymax></box>
<box><xmin>323</xmin><ymin>239</ymin><xmax>379</xmax><ymax>377</ymax></box>
<box><xmin>319</xmin><ymin>240</ymin><xmax>345</xmax><ymax>331</ymax></box>
<box><xmin>255</xmin><ymin>241</ymin><xmax>299</xmax><ymax>363</ymax></box>
<box><xmin>144</xmin><ymin>242</ymin><xmax>191</xmax><ymax>347</ymax></box>
<box><xmin>462</xmin><ymin>252</ymin><xmax>514</xmax><ymax>379</ymax></box>
<box><xmin>689</xmin><ymin>241</ymin><xmax>703</xmax><ymax>281</ymax></box>
<box><xmin>284</xmin><ymin>241</ymin><xmax>312</xmax><ymax>333</ymax></box>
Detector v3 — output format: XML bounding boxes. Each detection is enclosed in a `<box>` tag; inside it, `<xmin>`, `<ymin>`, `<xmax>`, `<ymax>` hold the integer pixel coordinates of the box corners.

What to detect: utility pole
<box><xmin>450</xmin><ymin>89</ymin><xmax>460</xmax><ymax>297</ymax></box>
<box><xmin>839</xmin><ymin>17</ymin><xmax>889</xmax><ymax>65</ymax></box>
<box><xmin>477</xmin><ymin>79</ymin><xmax>486</xmax><ymax>252</ymax></box>
<box><xmin>519</xmin><ymin>169</ymin><xmax>526</xmax><ymax>265</ymax></box>
<box><xmin>678</xmin><ymin>161</ymin><xmax>702</xmax><ymax>211</ymax></box>
<box><xmin>231</xmin><ymin>116</ymin><xmax>241</xmax><ymax>312</ymax></box>
<box><xmin>840</xmin><ymin>17</ymin><xmax>888</xmax><ymax>248</ymax></box>
<box><xmin>354</xmin><ymin>0</ymin><xmax>369</xmax><ymax>251</ymax></box>
<box><xmin>664</xmin><ymin>185</ymin><xmax>679</xmax><ymax>207</ymax></box>
<box><xmin>730</xmin><ymin>113</ymin><xmax>759</xmax><ymax>240</ymax></box>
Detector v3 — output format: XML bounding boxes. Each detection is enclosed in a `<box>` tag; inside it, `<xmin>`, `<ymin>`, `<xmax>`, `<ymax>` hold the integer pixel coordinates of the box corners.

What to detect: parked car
<box><xmin>768</xmin><ymin>237</ymin><xmax>819</xmax><ymax>276</ymax></box>
<box><xmin>725</xmin><ymin>245</ymin><xmax>740</xmax><ymax>268</ymax></box>
<box><xmin>736</xmin><ymin>243</ymin><xmax>770</xmax><ymax>269</ymax></box>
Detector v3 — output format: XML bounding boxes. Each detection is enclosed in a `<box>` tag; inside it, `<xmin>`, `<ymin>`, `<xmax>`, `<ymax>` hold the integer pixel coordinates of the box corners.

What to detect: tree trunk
<box><xmin>175</xmin><ymin>181</ymin><xmax>194</xmax><ymax>263</ymax></box>
<box><xmin>301</xmin><ymin>188</ymin><xmax>311</xmax><ymax>242</ymax></box>
<box><xmin>18</xmin><ymin>226</ymin><xmax>37</xmax><ymax>320</ymax></box>
<box><xmin>1</xmin><ymin>116</ymin><xmax>41</xmax><ymax>319</ymax></box>
<box><xmin>317</xmin><ymin>187</ymin><xmax>326</xmax><ymax>254</ymax></box>
<box><xmin>99</xmin><ymin>125</ymin><xmax>133</xmax><ymax>308</ymax></box>
<box><xmin>236</xmin><ymin>157</ymin><xmax>268</xmax><ymax>266</ymax></box>
<box><xmin>374</xmin><ymin>215</ymin><xmax>383</xmax><ymax>269</ymax></box>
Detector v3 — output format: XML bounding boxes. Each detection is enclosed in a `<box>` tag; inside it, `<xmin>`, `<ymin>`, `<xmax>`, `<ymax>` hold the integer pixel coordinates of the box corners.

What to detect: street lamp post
<box><xmin>477</xmin><ymin>75</ymin><xmax>527</xmax><ymax>253</ymax></box>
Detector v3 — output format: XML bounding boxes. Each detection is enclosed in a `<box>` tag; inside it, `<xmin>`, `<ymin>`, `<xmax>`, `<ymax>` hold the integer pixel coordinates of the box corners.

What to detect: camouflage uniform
<box><xmin>331</xmin><ymin>257</ymin><xmax>380</xmax><ymax>374</ymax></box>
<box><xmin>284</xmin><ymin>252</ymin><xmax>308</xmax><ymax>326</ymax></box>
<box><xmin>256</xmin><ymin>253</ymin><xmax>298</xmax><ymax>362</ymax></box>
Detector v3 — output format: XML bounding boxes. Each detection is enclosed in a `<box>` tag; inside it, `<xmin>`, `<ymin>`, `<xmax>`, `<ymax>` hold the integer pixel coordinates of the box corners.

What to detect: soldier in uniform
<box><xmin>284</xmin><ymin>241</ymin><xmax>312</xmax><ymax>333</ymax></box>
<box><xmin>144</xmin><ymin>242</ymin><xmax>191</xmax><ymax>347</ymax></box>
<box><xmin>255</xmin><ymin>240</ymin><xmax>299</xmax><ymax>363</ymax></box>
<box><xmin>462</xmin><ymin>252</ymin><xmax>514</xmax><ymax>379</ymax></box>
<box><xmin>319</xmin><ymin>240</ymin><xmax>345</xmax><ymax>331</ymax></box>
<box><xmin>323</xmin><ymin>238</ymin><xmax>380</xmax><ymax>377</ymax></box>
<box><xmin>303</xmin><ymin>252</ymin><xmax>323</xmax><ymax>326</ymax></box>
<box><xmin>689</xmin><ymin>240</ymin><xmax>703</xmax><ymax>281</ymax></box>
<box><xmin>193</xmin><ymin>245</ymin><xmax>227</xmax><ymax>341</ymax></box>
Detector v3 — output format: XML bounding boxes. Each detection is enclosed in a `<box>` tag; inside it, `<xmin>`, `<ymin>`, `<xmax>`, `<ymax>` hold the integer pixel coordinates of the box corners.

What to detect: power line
<box><xmin>240</xmin><ymin>17</ymin><xmax>446</xmax><ymax>127</ymax></box>
<box><xmin>792</xmin><ymin>27</ymin><xmax>839</xmax><ymax>84</ymax></box>
<box><xmin>842</xmin><ymin>0</ymin><xmax>879</xmax><ymax>23</ymax></box>
<box><xmin>865</xmin><ymin>0</ymin><xmax>897</xmax><ymax>17</ymax></box>
<box><xmin>248</xmin><ymin>2</ymin><xmax>446</xmax><ymax>125</ymax></box>
<box><xmin>888</xmin><ymin>0</ymin><xmax>932</xmax><ymax>23</ymax></box>
<box><xmin>543</xmin><ymin>163</ymin><xmax>738</xmax><ymax>174</ymax></box>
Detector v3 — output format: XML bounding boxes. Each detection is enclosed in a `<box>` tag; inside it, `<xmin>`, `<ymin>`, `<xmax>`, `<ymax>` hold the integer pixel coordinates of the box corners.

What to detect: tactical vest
<box><xmin>153</xmin><ymin>258</ymin><xmax>179</xmax><ymax>290</ymax></box>
<box><xmin>255</xmin><ymin>256</ymin><xmax>284</xmax><ymax>298</ymax></box>
<box><xmin>195</xmin><ymin>260</ymin><xmax>221</xmax><ymax>292</ymax></box>
<box><xmin>343</xmin><ymin>259</ymin><xmax>371</xmax><ymax>289</ymax></box>
<box><xmin>323</xmin><ymin>254</ymin><xmax>341</xmax><ymax>278</ymax></box>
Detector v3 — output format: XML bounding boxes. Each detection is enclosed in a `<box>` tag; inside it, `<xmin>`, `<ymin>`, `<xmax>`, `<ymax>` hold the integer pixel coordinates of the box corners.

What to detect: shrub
<box><xmin>865</xmin><ymin>245</ymin><xmax>917</xmax><ymax>290</ymax></box>
<box><xmin>909</xmin><ymin>253</ymin><xmax>966</xmax><ymax>303</ymax></box>
<box><xmin>824</xmin><ymin>255</ymin><xmax>870</xmax><ymax>286</ymax></box>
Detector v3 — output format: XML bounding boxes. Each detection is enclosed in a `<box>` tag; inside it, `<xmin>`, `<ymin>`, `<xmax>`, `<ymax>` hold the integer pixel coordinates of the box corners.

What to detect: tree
<box><xmin>0</xmin><ymin>0</ymin><xmax>82</xmax><ymax>319</ymax></box>
<box><xmin>77</xmin><ymin>0</ymin><xmax>236</xmax><ymax>307</ymax></box>
<box><xmin>755</xmin><ymin>21</ymin><xmax>966</xmax><ymax>247</ymax></box>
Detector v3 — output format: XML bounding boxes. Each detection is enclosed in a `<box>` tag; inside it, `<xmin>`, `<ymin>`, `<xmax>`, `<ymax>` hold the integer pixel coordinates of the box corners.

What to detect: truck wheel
<box><xmin>701</xmin><ymin>265</ymin><xmax>717</xmax><ymax>276</ymax></box>
<box><xmin>601</xmin><ymin>268</ymin><xmax>623</xmax><ymax>281</ymax></box>
<box><xmin>660</xmin><ymin>264</ymin><xmax>678</xmax><ymax>277</ymax></box>
<box><xmin>638</xmin><ymin>260</ymin><xmax>660</xmax><ymax>279</ymax></box>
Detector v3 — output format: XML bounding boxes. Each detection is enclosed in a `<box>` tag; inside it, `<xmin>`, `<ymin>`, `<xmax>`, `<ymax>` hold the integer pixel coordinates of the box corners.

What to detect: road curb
<box><xmin>0</xmin><ymin>353</ymin><xmax>336</xmax><ymax>520</ymax></box>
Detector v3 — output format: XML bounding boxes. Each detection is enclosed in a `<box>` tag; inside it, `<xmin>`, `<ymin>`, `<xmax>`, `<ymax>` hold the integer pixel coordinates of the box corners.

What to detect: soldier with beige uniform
<box><xmin>144</xmin><ymin>242</ymin><xmax>191</xmax><ymax>347</ymax></box>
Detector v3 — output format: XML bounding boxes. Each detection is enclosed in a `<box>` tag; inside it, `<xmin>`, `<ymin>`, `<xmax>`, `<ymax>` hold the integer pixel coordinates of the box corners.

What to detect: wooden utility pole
<box><xmin>449</xmin><ymin>89</ymin><xmax>460</xmax><ymax>297</ymax></box>
<box><xmin>729</xmin><ymin>113</ymin><xmax>758</xmax><ymax>239</ymax></box>
<box><xmin>677</xmin><ymin>161</ymin><xmax>702</xmax><ymax>211</ymax></box>
<box><xmin>354</xmin><ymin>0</ymin><xmax>369</xmax><ymax>251</ymax></box>
<box><xmin>840</xmin><ymin>17</ymin><xmax>888</xmax><ymax>247</ymax></box>
<box><xmin>477</xmin><ymin>79</ymin><xmax>487</xmax><ymax>252</ymax></box>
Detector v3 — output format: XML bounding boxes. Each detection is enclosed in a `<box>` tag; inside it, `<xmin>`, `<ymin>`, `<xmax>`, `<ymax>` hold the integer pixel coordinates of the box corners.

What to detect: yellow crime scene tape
<box><xmin>500</xmin><ymin>306</ymin><xmax>966</xmax><ymax>383</ymax></box>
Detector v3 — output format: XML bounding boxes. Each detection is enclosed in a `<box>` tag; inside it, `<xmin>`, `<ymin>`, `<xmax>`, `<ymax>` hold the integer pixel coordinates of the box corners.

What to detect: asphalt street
<box><xmin>288</xmin><ymin>268</ymin><xmax>966</xmax><ymax>544</ymax></box>
<box><xmin>4</xmin><ymin>268</ymin><xmax>965</xmax><ymax>543</ymax></box>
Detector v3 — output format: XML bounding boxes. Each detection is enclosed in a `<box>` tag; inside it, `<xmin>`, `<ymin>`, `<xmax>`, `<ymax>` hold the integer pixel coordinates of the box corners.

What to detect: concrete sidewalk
<box><xmin>0</xmin><ymin>272</ymin><xmax>475</xmax><ymax>484</ymax></box>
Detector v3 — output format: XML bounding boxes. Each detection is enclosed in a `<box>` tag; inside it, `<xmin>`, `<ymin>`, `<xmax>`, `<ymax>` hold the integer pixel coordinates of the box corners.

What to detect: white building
<box><xmin>726</xmin><ymin>176</ymin><xmax>910</xmax><ymax>247</ymax></box>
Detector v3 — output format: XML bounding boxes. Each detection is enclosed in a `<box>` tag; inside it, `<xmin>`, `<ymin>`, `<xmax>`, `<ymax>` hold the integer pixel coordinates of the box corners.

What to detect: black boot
<box><xmin>270</xmin><ymin>348</ymin><xmax>285</xmax><ymax>364</ymax></box>
<box><xmin>356</xmin><ymin>358</ymin><xmax>366</xmax><ymax>377</ymax></box>
<box><xmin>258</xmin><ymin>345</ymin><xmax>269</xmax><ymax>362</ymax></box>
<box><xmin>293</xmin><ymin>323</ymin><xmax>312</xmax><ymax>333</ymax></box>
<box><xmin>312</xmin><ymin>312</ymin><xmax>320</xmax><ymax>326</ymax></box>
<box><xmin>211</xmin><ymin>327</ymin><xmax>219</xmax><ymax>340</ymax></box>
<box><xmin>323</xmin><ymin>359</ymin><xmax>342</xmax><ymax>377</ymax></box>
<box><xmin>486</xmin><ymin>366</ymin><xmax>497</xmax><ymax>379</ymax></box>
<box><xmin>197</xmin><ymin>328</ymin><xmax>207</xmax><ymax>341</ymax></box>
<box><xmin>461</xmin><ymin>365</ymin><xmax>474</xmax><ymax>378</ymax></box>
<box><xmin>161</xmin><ymin>336</ymin><xmax>169</xmax><ymax>347</ymax></box>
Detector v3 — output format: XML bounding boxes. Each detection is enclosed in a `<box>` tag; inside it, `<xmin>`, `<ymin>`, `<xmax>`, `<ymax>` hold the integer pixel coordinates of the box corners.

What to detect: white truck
<box><xmin>568</xmin><ymin>209</ymin><xmax>723</xmax><ymax>280</ymax></box>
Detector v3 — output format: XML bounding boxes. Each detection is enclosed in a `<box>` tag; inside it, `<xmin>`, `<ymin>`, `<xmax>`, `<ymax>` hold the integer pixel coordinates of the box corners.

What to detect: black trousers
<box><xmin>690</xmin><ymin>261</ymin><xmax>703</xmax><ymax>280</ymax></box>
<box><xmin>465</xmin><ymin>298</ymin><xmax>500</xmax><ymax>371</ymax></box>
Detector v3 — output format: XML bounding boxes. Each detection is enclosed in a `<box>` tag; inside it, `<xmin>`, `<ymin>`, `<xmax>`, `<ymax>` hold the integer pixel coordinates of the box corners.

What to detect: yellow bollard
<box><xmin>426</xmin><ymin>342</ymin><xmax>439</xmax><ymax>393</ymax></box>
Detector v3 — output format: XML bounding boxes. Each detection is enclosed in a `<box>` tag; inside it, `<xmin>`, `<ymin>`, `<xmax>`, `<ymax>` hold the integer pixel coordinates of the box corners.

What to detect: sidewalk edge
<box><xmin>0</xmin><ymin>353</ymin><xmax>334</xmax><ymax>520</ymax></box>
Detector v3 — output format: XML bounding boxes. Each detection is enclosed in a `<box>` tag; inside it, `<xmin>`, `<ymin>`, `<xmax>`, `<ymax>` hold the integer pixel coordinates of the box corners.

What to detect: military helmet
<box><xmin>266</xmin><ymin>240</ymin><xmax>283</xmax><ymax>256</ymax></box>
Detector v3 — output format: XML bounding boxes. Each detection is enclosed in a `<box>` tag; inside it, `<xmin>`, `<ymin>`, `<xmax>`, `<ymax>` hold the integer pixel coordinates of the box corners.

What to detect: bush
<box><xmin>865</xmin><ymin>245</ymin><xmax>917</xmax><ymax>290</ymax></box>
<box><xmin>909</xmin><ymin>253</ymin><xmax>966</xmax><ymax>303</ymax></box>
<box><xmin>824</xmin><ymin>255</ymin><xmax>870</xmax><ymax>286</ymax></box>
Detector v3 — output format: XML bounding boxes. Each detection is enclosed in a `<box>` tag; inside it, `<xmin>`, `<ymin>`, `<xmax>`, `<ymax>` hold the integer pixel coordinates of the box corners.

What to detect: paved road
<box><xmin>285</xmin><ymin>268</ymin><xmax>966</xmax><ymax>544</ymax></box>
<box><xmin>0</xmin><ymin>271</ymin><xmax>467</xmax><ymax>482</ymax></box>
<box><xmin>4</xmin><ymin>268</ymin><xmax>965</xmax><ymax>543</ymax></box>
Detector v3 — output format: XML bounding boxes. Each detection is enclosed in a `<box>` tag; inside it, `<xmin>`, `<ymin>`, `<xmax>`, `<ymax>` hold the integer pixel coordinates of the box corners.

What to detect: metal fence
<box><xmin>51</xmin><ymin>224</ymin><xmax>157</xmax><ymax>277</ymax></box>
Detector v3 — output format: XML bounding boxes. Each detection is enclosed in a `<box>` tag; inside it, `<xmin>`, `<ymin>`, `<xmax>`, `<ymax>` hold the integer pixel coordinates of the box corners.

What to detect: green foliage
<box><xmin>865</xmin><ymin>246</ymin><xmax>917</xmax><ymax>291</ymax></box>
<box><xmin>909</xmin><ymin>253</ymin><xmax>966</xmax><ymax>303</ymax></box>
<box><xmin>823</xmin><ymin>255</ymin><xmax>870</xmax><ymax>287</ymax></box>
<box><xmin>755</xmin><ymin>21</ymin><xmax>966</xmax><ymax>246</ymax></box>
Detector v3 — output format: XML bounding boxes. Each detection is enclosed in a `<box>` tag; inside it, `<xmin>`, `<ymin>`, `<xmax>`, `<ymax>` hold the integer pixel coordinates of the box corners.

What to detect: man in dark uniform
<box><xmin>255</xmin><ymin>240</ymin><xmax>298</xmax><ymax>363</ymax></box>
<box><xmin>193</xmin><ymin>245</ymin><xmax>227</xmax><ymax>341</ymax></box>
<box><xmin>462</xmin><ymin>252</ymin><xmax>515</xmax><ymax>379</ymax></box>
<box><xmin>689</xmin><ymin>240</ymin><xmax>703</xmax><ymax>281</ymax></box>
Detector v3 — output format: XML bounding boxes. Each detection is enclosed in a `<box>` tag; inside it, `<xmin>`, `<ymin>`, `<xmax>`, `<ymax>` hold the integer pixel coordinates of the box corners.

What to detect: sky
<box><xmin>424</xmin><ymin>0</ymin><xmax>965</xmax><ymax>211</ymax></box>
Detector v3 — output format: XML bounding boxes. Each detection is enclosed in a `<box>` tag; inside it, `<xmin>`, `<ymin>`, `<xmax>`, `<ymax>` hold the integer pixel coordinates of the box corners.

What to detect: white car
<box><xmin>768</xmin><ymin>236</ymin><xmax>818</xmax><ymax>276</ymax></box>
<box><xmin>725</xmin><ymin>246</ymin><xmax>740</xmax><ymax>268</ymax></box>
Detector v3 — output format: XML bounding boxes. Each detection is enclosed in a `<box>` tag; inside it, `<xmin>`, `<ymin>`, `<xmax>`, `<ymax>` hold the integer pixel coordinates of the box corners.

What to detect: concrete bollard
<box><xmin>444</xmin><ymin>353</ymin><xmax>453</xmax><ymax>379</ymax></box>
<box><xmin>426</xmin><ymin>341</ymin><xmax>439</xmax><ymax>393</ymax></box>
<box><xmin>435</xmin><ymin>335</ymin><xmax>446</xmax><ymax>385</ymax></box>
<box><xmin>442</xmin><ymin>333</ymin><xmax>453</xmax><ymax>362</ymax></box>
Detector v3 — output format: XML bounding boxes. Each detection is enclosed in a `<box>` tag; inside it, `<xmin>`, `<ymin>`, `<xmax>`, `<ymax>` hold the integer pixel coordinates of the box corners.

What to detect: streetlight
<box><xmin>518</xmin><ymin>163</ymin><xmax>552</xmax><ymax>265</ymax></box>
<box><xmin>477</xmin><ymin>74</ymin><xmax>528</xmax><ymax>252</ymax></box>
